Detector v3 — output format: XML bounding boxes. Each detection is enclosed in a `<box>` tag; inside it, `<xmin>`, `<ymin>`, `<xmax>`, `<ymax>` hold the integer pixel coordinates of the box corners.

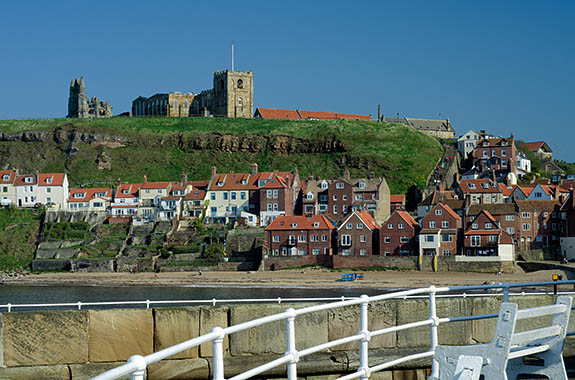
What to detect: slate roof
<box><xmin>467</xmin><ymin>203</ymin><xmax>517</xmax><ymax>216</ymax></box>
<box><xmin>384</xmin><ymin>117</ymin><xmax>454</xmax><ymax>133</ymax></box>
<box><xmin>254</xmin><ymin>108</ymin><xmax>372</xmax><ymax>121</ymax></box>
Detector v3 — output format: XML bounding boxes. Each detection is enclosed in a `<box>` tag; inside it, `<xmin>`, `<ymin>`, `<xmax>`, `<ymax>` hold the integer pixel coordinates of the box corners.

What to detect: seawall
<box><xmin>0</xmin><ymin>294</ymin><xmax>574</xmax><ymax>379</ymax></box>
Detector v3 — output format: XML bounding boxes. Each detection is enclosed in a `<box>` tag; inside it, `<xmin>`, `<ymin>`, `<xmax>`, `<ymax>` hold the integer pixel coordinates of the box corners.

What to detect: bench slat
<box><xmin>508</xmin><ymin>344</ymin><xmax>550</xmax><ymax>360</ymax></box>
<box><xmin>516</xmin><ymin>304</ymin><xmax>567</xmax><ymax>320</ymax></box>
<box><xmin>510</xmin><ymin>326</ymin><xmax>562</xmax><ymax>346</ymax></box>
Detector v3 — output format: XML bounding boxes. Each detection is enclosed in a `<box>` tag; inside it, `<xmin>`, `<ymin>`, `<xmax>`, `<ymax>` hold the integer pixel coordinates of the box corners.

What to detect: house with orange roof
<box><xmin>419</xmin><ymin>203</ymin><xmax>462</xmax><ymax>256</ymax></box>
<box><xmin>337</xmin><ymin>210</ymin><xmax>380</xmax><ymax>256</ymax></box>
<box><xmin>254</xmin><ymin>108</ymin><xmax>372</xmax><ymax>122</ymax></box>
<box><xmin>264</xmin><ymin>215</ymin><xmax>335</xmax><ymax>268</ymax></box>
<box><xmin>0</xmin><ymin>170</ymin><xmax>17</xmax><ymax>206</ymax></box>
<box><xmin>206</xmin><ymin>169</ymin><xmax>258</xmax><ymax>224</ymax></box>
<box><xmin>525</xmin><ymin>141</ymin><xmax>553</xmax><ymax>160</ymax></box>
<box><xmin>14</xmin><ymin>173</ymin><xmax>38</xmax><ymax>208</ymax></box>
<box><xmin>390</xmin><ymin>194</ymin><xmax>405</xmax><ymax>212</ymax></box>
<box><xmin>138</xmin><ymin>176</ymin><xmax>172</xmax><ymax>221</ymax></box>
<box><xmin>37</xmin><ymin>173</ymin><xmax>69</xmax><ymax>209</ymax></box>
<box><xmin>417</xmin><ymin>189</ymin><xmax>460</xmax><ymax>219</ymax></box>
<box><xmin>508</xmin><ymin>185</ymin><xmax>534</xmax><ymax>202</ymax></box>
<box><xmin>68</xmin><ymin>188</ymin><xmax>113</xmax><ymax>212</ymax></box>
<box><xmin>109</xmin><ymin>183</ymin><xmax>142</xmax><ymax>221</ymax></box>
<box><xmin>463</xmin><ymin>210</ymin><xmax>514</xmax><ymax>261</ymax></box>
<box><xmin>455</xmin><ymin>178</ymin><xmax>503</xmax><ymax>206</ymax></box>
<box><xmin>182</xmin><ymin>183</ymin><xmax>208</xmax><ymax>218</ymax></box>
<box><xmin>380</xmin><ymin>210</ymin><xmax>419</xmax><ymax>256</ymax></box>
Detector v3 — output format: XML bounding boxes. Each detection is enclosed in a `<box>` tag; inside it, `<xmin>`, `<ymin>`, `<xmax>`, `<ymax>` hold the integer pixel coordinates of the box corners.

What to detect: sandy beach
<box><xmin>2</xmin><ymin>268</ymin><xmax>571</xmax><ymax>289</ymax></box>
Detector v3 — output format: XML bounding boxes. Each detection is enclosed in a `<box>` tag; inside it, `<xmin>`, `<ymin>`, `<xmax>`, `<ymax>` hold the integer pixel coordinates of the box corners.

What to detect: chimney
<box><xmin>531</xmin><ymin>175</ymin><xmax>536</xmax><ymax>184</ymax></box>
<box><xmin>343</xmin><ymin>168</ymin><xmax>351</xmax><ymax>180</ymax></box>
<box><xmin>492</xmin><ymin>170</ymin><xmax>497</xmax><ymax>183</ymax></box>
<box><xmin>250</xmin><ymin>162</ymin><xmax>258</xmax><ymax>176</ymax></box>
<box><xmin>117</xmin><ymin>178</ymin><xmax>122</xmax><ymax>187</ymax></box>
<box><xmin>286</xmin><ymin>175</ymin><xmax>291</xmax><ymax>188</ymax></box>
<box><xmin>180</xmin><ymin>171</ymin><xmax>187</xmax><ymax>186</ymax></box>
<box><xmin>377</xmin><ymin>104</ymin><xmax>381</xmax><ymax>122</ymax></box>
<box><xmin>211</xmin><ymin>166</ymin><xmax>217</xmax><ymax>178</ymax></box>
<box><xmin>143</xmin><ymin>175</ymin><xmax>147</xmax><ymax>184</ymax></box>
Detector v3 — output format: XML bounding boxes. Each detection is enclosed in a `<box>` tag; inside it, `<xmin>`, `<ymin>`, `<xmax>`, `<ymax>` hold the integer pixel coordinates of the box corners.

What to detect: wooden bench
<box><xmin>430</xmin><ymin>295</ymin><xmax>573</xmax><ymax>380</ymax></box>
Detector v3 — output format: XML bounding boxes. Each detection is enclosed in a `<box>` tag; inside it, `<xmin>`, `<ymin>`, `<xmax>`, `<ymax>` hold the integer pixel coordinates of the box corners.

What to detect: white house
<box><xmin>37</xmin><ymin>173</ymin><xmax>69</xmax><ymax>210</ymax></box>
<box><xmin>14</xmin><ymin>174</ymin><xmax>38</xmax><ymax>208</ymax></box>
<box><xmin>0</xmin><ymin>170</ymin><xmax>16</xmax><ymax>206</ymax></box>
<box><xmin>457</xmin><ymin>130</ymin><xmax>481</xmax><ymax>159</ymax></box>
<box><xmin>109</xmin><ymin>183</ymin><xmax>142</xmax><ymax>219</ymax></box>
<box><xmin>68</xmin><ymin>188</ymin><xmax>113</xmax><ymax>212</ymax></box>
<box><xmin>516</xmin><ymin>152</ymin><xmax>531</xmax><ymax>177</ymax></box>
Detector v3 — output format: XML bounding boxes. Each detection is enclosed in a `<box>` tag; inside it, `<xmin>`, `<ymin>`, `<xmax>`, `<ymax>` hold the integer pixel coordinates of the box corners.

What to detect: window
<box><xmin>384</xmin><ymin>237</ymin><xmax>391</xmax><ymax>243</ymax></box>
<box><xmin>305</xmin><ymin>205</ymin><xmax>314</xmax><ymax>213</ymax></box>
<box><xmin>312</xmin><ymin>249</ymin><xmax>321</xmax><ymax>255</ymax></box>
<box><xmin>358</xmin><ymin>181</ymin><xmax>366</xmax><ymax>189</ymax></box>
<box><xmin>346</xmin><ymin>223</ymin><xmax>352</xmax><ymax>229</ymax></box>
<box><xmin>523</xmin><ymin>223</ymin><xmax>531</xmax><ymax>231</ymax></box>
<box><xmin>273</xmin><ymin>203</ymin><xmax>278</xmax><ymax>211</ymax></box>
<box><xmin>357</xmin><ymin>223</ymin><xmax>363</xmax><ymax>229</ymax></box>
<box><xmin>341</xmin><ymin>235</ymin><xmax>351</xmax><ymax>246</ymax></box>
<box><xmin>321</xmin><ymin>181</ymin><xmax>328</xmax><ymax>190</ymax></box>
<box><xmin>320</xmin><ymin>195</ymin><xmax>328</xmax><ymax>202</ymax></box>
<box><xmin>425</xmin><ymin>235</ymin><xmax>435</xmax><ymax>242</ymax></box>
<box><xmin>24</xmin><ymin>177</ymin><xmax>33</xmax><ymax>183</ymax></box>
<box><xmin>398</xmin><ymin>223</ymin><xmax>404</xmax><ymax>229</ymax></box>
<box><xmin>429</xmin><ymin>221</ymin><xmax>436</xmax><ymax>228</ymax></box>
<box><xmin>360</xmin><ymin>235</ymin><xmax>366</xmax><ymax>243</ymax></box>
<box><xmin>543</xmin><ymin>212</ymin><xmax>548</xmax><ymax>217</ymax></box>
<box><xmin>343</xmin><ymin>205</ymin><xmax>348</xmax><ymax>214</ymax></box>
<box><xmin>336</xmin><ymin>182</ymin><xmax>344</xmax><ymax>189</ymax></box>
<box><xmin>507</xmin><ymin>227</ymin><xmax>515</xmax><ymax>235</ymax></box>
<box><xmin>223</xmin><ymin>192</ymin><xmax>228</xmax><ymax>201</ymax></box>
<box><xmin>298</xmin><ymin>235</ymin><xmax>306</xmax><ymax>242</ymax></box>
<box><xmin>443</xmin><ymin>250</ymin><xmax>452</xmax><ymax>256</ymax></box>
<box><xmin>468</xmin><ymin>183</ymin><xmax>476</xmax><ymax>189</ymax></box>
<box><xmin>489</xmin><ymin>235</ymin><xmax>497</xmax><ymax>242</ymax></box>
<box><xmin>502</xmin><ymin>149</ymin><xmax>507</xmax><ymax>157</ymax></box>
<box><xmin>441</xmin><ymin>234</ymin><xmax>452</xmax><ymax>242</ymax></box>
<box><xmin>313</xmin><ymin>222</ymin><xmax>319</xmax><ymax>228</ymax></box>
<box><xmin>482</xmin><ymin>150</ymin><xmax>488</xmax><ymax>157</ymax></box>
<box><xmin>321</xmin><ymin>234</ymin><xmax>328</xmax><ymax>242</ymax></box>
<box><xmin>333</xmin><ymin>205</ymin><xmax>338</xmax><ymax>214</ymax></box>
<box><xmin>400</xmin><ymin>236</ymin><xmax>409</xmax><ymax>244</ymax></box>
<box><xmin>46</xmin><ymin>187</ymin><xmax>51</xmax><ymax>193</ymax></box>
<box><xmin>435</xmin><ymin>209</ymin><xmax>443</xmax><ymax>216</ymax></box>
<box><xmin>471</xmin><ymin>236</ymin><xmax>480</xmax><ymax>246</ymax></box>
<box><xmin>291</xmin><ymin>223</ymin><xmax>298</xmax><ymax>228</ymax></box>
<box><xmin>311</xmin><ymin>235</ymin><xmax>319</xmax><ymax>242</ymax></box>
<box><xmin>355</xmin><ymin>194</ymin><xmax>363</xmax><ymax>201</ymax></box>
<box><xmin>288</xmin><ymin>235</ymin><xmax>296</xmax><ymax>244</ymax></box>
<box><xmin>273</xmin><ymin>190</ymin><xmax>278</xmax><ymax>199</ymax></box>
<box><xmin>272</xmin><ymin>249</ymin><xmax>279</xmax><ymax>256</ymax></box>
<box><xmin>442</xmin><ymin>221</ymin><xmax>449</xmax><ymax>228</ymax></box>
<box><xmin>522</xmin><ymin>212</ymin><xmax>530</xmax><ymax>218</ymax></box>
<box><xmin>485</xmin><ymin>223</ymin><xmax>492</xmax><ymax>229</ymax></box>
<box><xmin>536</xmin><ymin>235</ymin><xmax>542</xmax><ymax>242</ymax></box>
<box><xmin>267</xmin><ymin>204</ymin><xmax>273</xmax><ymax>211</ymax></box>
<box><xmin>298</xmin><ymin>249</ymin><xmax>306</xmax><ymax>256</ymax></box>
<box><xmin>237</xmin><ymin>79</ymin><xmax>243</xmax><ymax>88</ymax></box>
<box><xmin>267</xmin><ymin>190</ymin><xmax>272</xmax><ymax>199</ymax></box>
<box><xmin>388</xmin><ymin>223</ymin><xmax>394</xmax><ymax>229</ymax></box>
<box><xmin>505</xmin><ymin>215</ymin><xmax>515</xmax><ymax>221</ymax></box>
<box><xmin>343</xmin><ymin>195</ymin><xmax>347</xmax><ymax>201</ymax></box>
<box><xmin>333</xmin><ymin>195</ymin><xmax>338</xmax><ymax>201</ymax></box>
<box><xmin>341</xmin><ymin>249</ymin><xmax>351</xmax><ymax>256</ymax></box>
<box><xmin>273</xmin><ymin>235</ymin><xmax>280</xmax><ymax>242</ymax></box>
<box><xmin>231</xmin><ymin>192</ymin><xmax>236</xmax><ymax>200</ymax></box>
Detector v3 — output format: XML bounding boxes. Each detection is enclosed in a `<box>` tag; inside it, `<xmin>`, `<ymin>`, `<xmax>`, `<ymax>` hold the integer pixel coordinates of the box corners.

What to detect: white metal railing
<box><xmin>90</xmin><ymin>280</ymin><xmax>575</xmax><ymax>380</ymax></box>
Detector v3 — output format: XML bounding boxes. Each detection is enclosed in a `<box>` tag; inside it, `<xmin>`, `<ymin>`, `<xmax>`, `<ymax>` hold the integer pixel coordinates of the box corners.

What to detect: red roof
<box><xmin>115</xmin><ymin>184</ymin><xmax>142</xmax><ymax>198</ymax></box>
<box><xmin>191</xmin><ymin>180</ymin><xmax>209</xmax><ymax>189</ymax></box>
<box><xmin>498</xmin><ymin>183</ymin><xmax>515</xmax><ymax>197</ymax></box>
<box><xmin>437</xmin><ymin>203</ymin><xmax>461</xmax><ymax>221</ymax></box>
<box><xmin>261</xmin><ymin>173</ymin><xmax>288</xmax><ymax>189</ymax></box>
<box><xmin>183</xmin><ymin>189</ymin><xmax>206</xmax><ymax>201</ymax></box>
<box><xmin>255</xmin><ymin>108</ymin><xmax>301</xmax><ymax>121</ymax></box>
<box><xmin>396</xmin><ymin>210</ymin><xmax>419</xmax><ymax>228</ymax></box>
<box><xmin>68</xmin><ymin>188</ymin><xmax>113</xmax><ymax>202</ymax></box>
<box><xmin>14</xmin><ymin>174</ymin><xmax>37</xmax><ymax>186</ymax></box>
<box><xmin>0</xmin><ymin>170</ymin><xmax>15</xmax><ymax>184</ymax></box>
<box><xmin>265</xmin><ymin>215</ymin><xmax>335</xmax><ymax>231</ymax></box>
<box><xmin>340</xmin><ymin>210</ymin><xmax>379</xmax><ymax>230</ymax></box>
<box><xmin>38</xmin><ymin>173</ymin><xmax>66</xmax><ymax>186</ymax></box>
<box><xmin>390</xmin><ymin>194</ymin><xmax>405</xmax><ymax>203</ymax></box>
<box><xmin>525</xmin><ymin>141</ymin><xmax>547</xmax><ymax>152</ymax></box>
<box><xmin>141</xmin><ymin>181</ymin><xmax>171</xmax><ymax>190</ymax></box>
<box><xmin>208</xmin><ymin>171</ymin><xmax>294</xmax><ymax>191</ymax></box>
<box><xmin>255</xmin><ymin>107</ymin><xmax>372</xmax><ymax>122</ymax></box>
<box><xmin>459</xmin><ymin>179</ymin><xmax>501</xmax><ymax>194</ymax></box>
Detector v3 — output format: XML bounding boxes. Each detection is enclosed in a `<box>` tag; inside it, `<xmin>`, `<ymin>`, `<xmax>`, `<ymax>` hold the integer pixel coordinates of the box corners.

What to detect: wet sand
<box><xmin>3</xmin><ymin>268</ymin><xmax>569</xmax><ymax>289</ymax></box>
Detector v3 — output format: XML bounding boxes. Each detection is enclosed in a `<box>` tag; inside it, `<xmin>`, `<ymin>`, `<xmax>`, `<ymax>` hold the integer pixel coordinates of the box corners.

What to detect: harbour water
<box><xmin>0</xmin><ymin>285</ymin><xmax>392</xmax><ymax>311</ymax></box>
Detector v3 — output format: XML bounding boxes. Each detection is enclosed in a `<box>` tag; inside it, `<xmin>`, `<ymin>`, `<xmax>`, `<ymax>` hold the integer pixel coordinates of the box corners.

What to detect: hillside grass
<box><xmin>0</xmin><ymin>208</ymin><xmax>42</xmax><ymax>270</ymax></box>
<box><xmin>0</xmin><ymin>117</ymin><xmax>442</xmax><ymax>193</ymax></box>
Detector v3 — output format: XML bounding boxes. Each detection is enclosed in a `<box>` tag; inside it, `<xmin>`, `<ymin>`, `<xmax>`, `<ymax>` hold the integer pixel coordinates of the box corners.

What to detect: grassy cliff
<box><xmin>0</xmin><ymin>117</ymin><xmax>443</xmax><ymax>194</ymax></box>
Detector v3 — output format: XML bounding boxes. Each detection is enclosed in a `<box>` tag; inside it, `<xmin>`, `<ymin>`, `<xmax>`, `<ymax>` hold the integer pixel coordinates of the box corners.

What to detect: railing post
<box><xmin>285</xmin><ymin>308</ymin><xmax>298</xmax><ymax>380</ymax></box>
<box><xmin>359</xmin><ymin>295</ymin><xmax>371</xmax><ymax>380</ymax></box>
<box><xmin>127</xmin><ymin>354</ymin><xmax>147</xmax><ymax>380</ymax></box>
<box><xmin>429</xmin><ymin>286</ymin><xmax>440</xmax><ymax>379</ymax></box>
<box><xmin>503</xmin><ymin>282</ymin><xmax>510</xmax><ymax>302</ymax></box>
<box><xmin>7</xmin><ymin>303</ymin><xmax>11</xmax><ymax>312</ymax></box>
<box><xmin>211</xmin><ymin>327</ymin><xmax>225</xmax><ymax>380</ymax></box>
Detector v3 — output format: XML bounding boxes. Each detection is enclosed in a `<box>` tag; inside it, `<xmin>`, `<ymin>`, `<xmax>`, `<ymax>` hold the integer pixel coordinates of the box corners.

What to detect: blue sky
<box><xmin>1</xmin><ymin>1</ymin><xmax>574</xmax><ymax>160</ymax></box>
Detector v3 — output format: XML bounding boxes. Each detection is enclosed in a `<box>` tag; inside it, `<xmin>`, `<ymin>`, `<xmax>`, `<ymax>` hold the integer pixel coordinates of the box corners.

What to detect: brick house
<box><xmin>560</xmin><ymin>189</ymin><xmax>575</xmax><ymax>259</ymax></box>
<box><xmin>463</xmin><ymin>210</ymin><xmax>515</xmax><ymax>261</ymax></box>
<box><xmin>515</xmin><ymin>200</ymin><xmax>561</xmax><ymax>251</ymax></box>
<box><xmin>466</xmin><ymin>203</ymin><xmax>519</xmax><ymax>245</ymax></box>
<box><xmin>390</xmin><ymin>194</ymin><xmax>406</xmax><ymax>212</ymax></box>
<box><xmin>264</xmin><ymin>215</ymin><xmax>335</xmax><ymax>257</ymax></box>
<box><xmin>456</xmin><ymin>178</ymin><xmax>503</xmax><ymax>207</ymax></box>
<box><xmin>417</xmin><ymin>189</ymin><xmax>460</xmax><ymax>219</ymax></box>
<box><xmin>380</xmin><ymin>210</ymin><xmax>419</xmax><ymax>256</ymax></box>
<box><xmin>336</xmin><ymin>211</ymin><xmax>379</xmax><ymax>256</ymax></box>
<box><xmin>419</xmin><ymin>203</ymin><xmax>462</xmax><ymax>256</ymax></box>
<box><xmin>471</xmin><ymin>136</ymin><xmax>517</xmax><ymax>178</ymax></box>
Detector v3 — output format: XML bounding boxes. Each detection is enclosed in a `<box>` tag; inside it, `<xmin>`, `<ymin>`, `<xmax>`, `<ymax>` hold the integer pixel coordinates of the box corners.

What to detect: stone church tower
<box><xmin>67</xmin><ymin>76</ymin><xmax>112</xmax><ymax>118</ymax></box>
<box><xmin>212</xmin><ymin>70</ymin><xmax>254</xmax><ymax>118</ymax></box>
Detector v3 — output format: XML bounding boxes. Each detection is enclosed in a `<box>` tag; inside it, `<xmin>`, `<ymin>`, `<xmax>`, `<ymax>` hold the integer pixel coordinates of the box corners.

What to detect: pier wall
<box><xmin>0</xmin><ymin>295</ymin><xmax>573</xmax><ymax>379</ymax></box>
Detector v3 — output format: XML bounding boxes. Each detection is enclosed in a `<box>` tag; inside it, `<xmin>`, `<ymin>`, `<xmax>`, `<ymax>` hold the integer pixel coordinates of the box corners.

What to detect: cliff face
<box><xmin>0</xmin><ymin>120</ymin><xmax>442</xmax><ymax>193</ymax></box>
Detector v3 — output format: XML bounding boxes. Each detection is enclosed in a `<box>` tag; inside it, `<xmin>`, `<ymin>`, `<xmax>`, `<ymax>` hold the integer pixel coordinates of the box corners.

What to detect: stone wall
<box><xmin>1</xmin><ymin>295</ymin><xmax>573</xmax><ymax>379</ymax></box>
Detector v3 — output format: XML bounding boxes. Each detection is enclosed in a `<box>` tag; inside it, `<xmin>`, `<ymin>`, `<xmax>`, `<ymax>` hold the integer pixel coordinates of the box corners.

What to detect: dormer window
<box><xmin>73</xmin><ymin>192</ymin><xmax>86</xmax><ymax>199</ymax></box>
<box><xmin>502</xmin><ymin>141</ymin><xmax>507</xmax><ymax>146</ymax></box>
<box><xmin>468</xmin><ymin>183</ymin><xmax>476</xmax><ymax>189</ymax></box>
<box><xmin>358</xmin><ymin>181</ymin><xmax>366</xmax><ymax>189</ymax></box>
<box><xmin>122</xmin><ymin>189</ymin><xmax>129</xmax><ymax>194</ymax></box>
<box><xmin>46</xmin><ymin>177</ymin><xmax>52</xmax><ymax>184</ymax></box>
<box><xmin>483</xmin><ymin>141</ymin><xmax>488</xmax><ymax>146</ymax></box>
<box><xmin>481</xmin><ymin>183</ymin><xmax>489</xmax><ymax>189</ymax></box>
<box><xmin>320</xmin><ymin>181</ymin><xmax>328</xmax><ymax>190</ymax></box>
<box><xmin>24</xmin><ymin>177</ymin><xmax>33</xmax><ymax>183</ymax></box>
<box><xmin>291</xmin><ymin>223</ymin><xmax>298</xmax><ymax>228</ymax></box>
<box><xmin>2</xmin><ymin>175</ymin><xmax>9</xmax><ymax>181</ymax></box>
<box><xmin>336</xmin><ymin>182</ymin><xmax>344</xmax><ymax>189</ymax></box>
<box><xmin>217</xmin><ymin>182</ymin><xmax>224</xmax><ymax>187</ymax></box>
<box><xmin>313</xmin><ymin>222</ymin><xmax>319</xmax><ymax>228</ymax></box>
<box><xmin>241</xmin><ymin>180</ymin><xmax>247</xmax><ymax>185</ymax></box>
<box><xmin>306</xmin><ymin>192</ymin><xmax>314</xmax><ymax>201</ymax></box>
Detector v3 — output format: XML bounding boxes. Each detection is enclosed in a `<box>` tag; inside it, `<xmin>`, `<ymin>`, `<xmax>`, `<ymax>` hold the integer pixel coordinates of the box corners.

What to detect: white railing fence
<box><xmin>90</xmin><ymin>280</ymin><xmax>575</xmax><ymax>380</ymax></box>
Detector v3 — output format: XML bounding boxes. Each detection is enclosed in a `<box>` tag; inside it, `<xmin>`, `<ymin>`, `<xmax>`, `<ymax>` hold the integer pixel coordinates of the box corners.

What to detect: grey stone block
<box><xmin>69</xmin><ymin>362</ymin><xmax>131</xmax><ymax>380</ymax></box>
<box><xmin>154</xmin><ymin>308</ymin><xmax>200</xmax><ymax>359</ymax></box>
<box><xmin>199</xmin><ymin>306</ymin><xmax>229</xmax><ymax>357</ymax></box>
<box><xmin>3</xmin><ymin>310</ymin><xmax>88</xmax><ymax>366</ymax></box>
<box><xmin>147</xmin><ymin>358</ymin><xmax>210</xmax><ymax>380</ymax></box>
<box><xmin>0</xmin><ymin>365</ymin><xmax>69</xmax><ymax>380</ymax></box>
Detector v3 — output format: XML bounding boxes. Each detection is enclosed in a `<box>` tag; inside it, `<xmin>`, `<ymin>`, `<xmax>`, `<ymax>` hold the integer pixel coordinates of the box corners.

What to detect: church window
<box><xmin>173</xmin><ymin>100</ymin><xmax>178</xmax><ymax>112</ymax></box>
<box><xmin>237</xmin><ymin>79</ymin><xmax>243</xmax><ymax>89</ymax></box>
<box><xmin>238</xmin><ymin>98</ymin><xmax>243</xmax><ymax>111</ymax></box>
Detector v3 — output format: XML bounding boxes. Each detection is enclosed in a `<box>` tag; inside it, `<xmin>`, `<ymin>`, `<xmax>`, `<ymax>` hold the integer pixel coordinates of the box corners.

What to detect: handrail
<box><xmin>3</xmin><ymin>279</ymin><xmax>575</xmax><ymax>312</ymax></box>
<box><xmin>91</xmin><ymin>280</ymin><xmax>575</xmax><ymax>380</ymax></box>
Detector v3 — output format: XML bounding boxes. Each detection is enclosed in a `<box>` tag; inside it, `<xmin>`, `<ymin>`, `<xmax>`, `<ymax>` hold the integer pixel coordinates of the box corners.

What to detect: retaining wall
<box><xmin>1</xmin><ymin>294</ymin><xmax>574</xmax><ymax>379</ymax></box>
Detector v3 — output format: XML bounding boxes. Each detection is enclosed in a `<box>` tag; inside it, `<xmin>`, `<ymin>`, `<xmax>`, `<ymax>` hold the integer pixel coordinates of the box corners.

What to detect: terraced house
<box><xmin>336</xmin><ymin>211</ymin><xmax>379</xmax><ymax>256</ymax></box>
<box><xmin>0</xmin><ymin>169</ymin><xmax>16</xmax><ymax>206</ymax></box>
<box><xmin>418</xmin><ymin>203</ymin><xmax>462</xmax><ymax>256</ymax></box>
<box><xmin>138</xmin><ymin>179</ymin><xmax>172</xmax><ymax>222</ymax></box>
<box><xmin>516</xmin><ymin>200</ymin><xmax>561</xmax><ymax>250</ymax></box>
<box><xmin>471</xmin><ymin>136</ymin><xmax>517</xmax><ymax>178</ymax></box>
<box><xmin>37</xmin><ymin>173</ymin><xmax>69</xmax><ymax>210</ymax></box>
<box><xmin>14</xmin><ymin>173</ymin><xmax>38</xmax><ymax>208</ymax></box>
<box><xmin>68</xmin><ymin>188</ymin><xmax>113</xmax><ymax>212</ymax></box>
<box><xmin>456</xmin><ymin>178</ymin><xmax>503</xmax><ymax>206</ymax></box>
<box><xmin>463</xmin><ymin>210</ymin><xmax>515</xmax><ymax>261</ymax></box>
<box><xmin>380</xmin><ymin>210</ymin><xmax>419</xmax><ymax>256</ymax></box>
<box><xmin>108</xmin><ymin>183</ymin><xmax>142</xmax><ymax>221</ymax></box>
<box><xmin>264</xmin><ymin>215</ymin><xmax>335</xmax><ymax>257</ymax></box>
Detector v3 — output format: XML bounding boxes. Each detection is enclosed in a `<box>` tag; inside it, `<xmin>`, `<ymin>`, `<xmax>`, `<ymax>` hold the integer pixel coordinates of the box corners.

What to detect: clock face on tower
<box><xmin>237</xmin><ymin>79</ymin><xmax>243</xmax><ymax>89</ymax></box>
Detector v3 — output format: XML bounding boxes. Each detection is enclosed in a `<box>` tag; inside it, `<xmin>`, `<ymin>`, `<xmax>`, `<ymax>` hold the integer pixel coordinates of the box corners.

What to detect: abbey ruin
<box><xmin>67</xmin><ymin>76</ymin><xmax>113</xmax><ymax>118</ymax></box>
